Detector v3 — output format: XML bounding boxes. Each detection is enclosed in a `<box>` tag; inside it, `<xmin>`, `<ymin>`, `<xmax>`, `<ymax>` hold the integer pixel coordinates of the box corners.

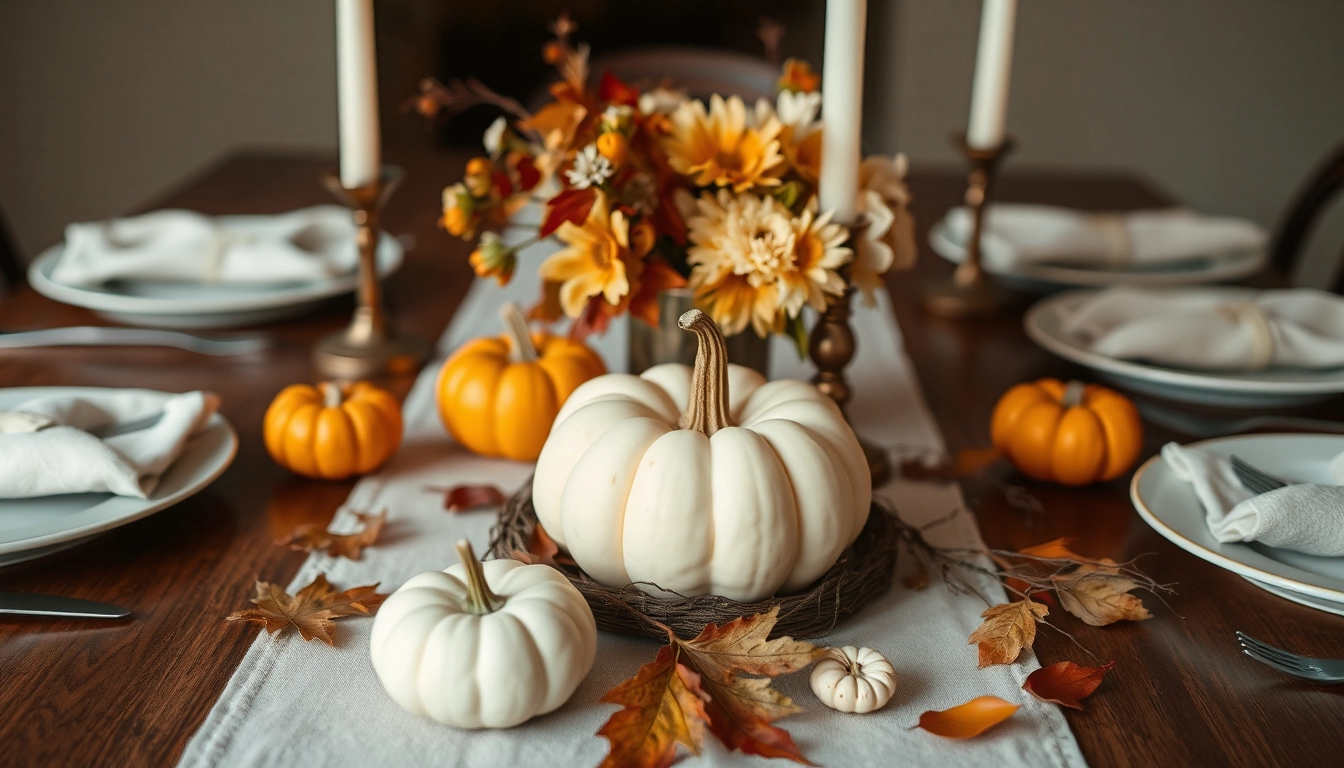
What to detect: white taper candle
<box><xmin>335</xmin><ymin>0</ymin><xmax>382</xmax><ymax>188</ymax></box>
<box><xmin>966</xmin><ymin>0</ymin><xmax>1018</xmax><ymax>149</ymax></box>
<box><xmin>819</xmin><ymin>0</ymin><xmax>867</xmax><ymax>226</ymax></box>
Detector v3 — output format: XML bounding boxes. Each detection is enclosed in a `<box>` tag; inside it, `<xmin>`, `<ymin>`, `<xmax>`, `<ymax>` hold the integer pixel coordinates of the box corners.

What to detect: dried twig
<box><xmin>406</xmin><ymin>77</ymin><xmax>534</xmax><ymax>127</ymax></box>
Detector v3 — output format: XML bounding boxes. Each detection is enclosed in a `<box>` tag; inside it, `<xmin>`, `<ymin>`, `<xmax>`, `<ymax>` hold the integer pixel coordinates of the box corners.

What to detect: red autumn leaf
<box><xmin>540</xmin><ymin>187</ymin><xmax>596</xmax><ymax>236</ymax></box>
<box><xmin>511</xmin><ymin>523</ymin><xmax>574</xmax><ymax>567</ymax></box>
<box><xmin>915</xmin><ymin>696</ymin><xmax>1019</xmax><ymax>739</ymax></box>
<box><xmin>597</xmin><ymin>645</ymin><xmax>712</xmax><ymax>768</ymax></box>
<box><xmin>628</xmin><ymin>256</ymin><xmax>688</xmax><ymax>327</ymax></box>
<box><xmin>429</xmin><ymin>484</ymin><xmax>506</xmax><ymax>512</ymax></box>
<box><xmin>598</xmin><ymin>71</ymin><xmax>640</xmax><ymax>106</ymax></box>
<box><xmin>1022</xmin><ymin>660</ymin><xmax>1116</xmax><ymax>710</ymax></box>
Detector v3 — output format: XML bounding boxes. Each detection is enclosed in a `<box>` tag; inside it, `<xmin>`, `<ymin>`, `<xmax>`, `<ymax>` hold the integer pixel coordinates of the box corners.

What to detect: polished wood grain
<box><xmin>1</xmin><ymin>150</ymin><xmax>1340</xmax><ymax>767</ymax></box>
<box><xmin>888</xmin><ymin>171</ymin><xmax>1344</xmax><ymax>768</ymax></box>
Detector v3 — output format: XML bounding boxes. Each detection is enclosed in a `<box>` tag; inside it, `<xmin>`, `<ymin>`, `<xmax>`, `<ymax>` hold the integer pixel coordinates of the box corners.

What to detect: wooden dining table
<box><xmin>2</xmin><ymin>146</ymin><xmax>1341</xmax><ymax>768</ymax></box>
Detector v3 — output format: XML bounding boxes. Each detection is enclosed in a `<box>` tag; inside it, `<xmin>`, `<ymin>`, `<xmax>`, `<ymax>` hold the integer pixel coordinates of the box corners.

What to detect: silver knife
<box><xmin>0</xmin><ymin>327</ymin><xmax>269</xmax><ymax>357</ymax></box>
<box><xmin>0</xmin><ymin>591</ymin><xmax>131</xmax><ymax>619</ymax></box>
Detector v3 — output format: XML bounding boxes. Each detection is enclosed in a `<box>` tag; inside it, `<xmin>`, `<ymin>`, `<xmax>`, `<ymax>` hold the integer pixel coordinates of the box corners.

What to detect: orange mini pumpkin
<box><xmin>264</xmin><ymin>381</ymin><xmax>403</xmax><ymax>480</ymax></box>
<box><xmin>436</xmin><ymin>303</ymin><xmax>605</xmax><ymax>461</ymax></box>
<box><xmin>990</xmin><ymin>378</ymin><xmax>1142</xmax><ymax>486</ymax></box>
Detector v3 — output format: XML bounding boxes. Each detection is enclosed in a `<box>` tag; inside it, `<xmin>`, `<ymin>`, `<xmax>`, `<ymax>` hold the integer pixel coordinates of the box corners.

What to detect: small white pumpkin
<box><xmin>533</xmin><ymin>309</ymin><xmax>871</xmax><ymax>603</ymax></box>
<box><xmin>370</xmin><ymin>540</ymin><xmax>597</xmax><ymax>729</ymax></box>
<box><xmin>810</xmin><ymin>645</ymin><xmax>895</xmax><ymax>714</ymax></box>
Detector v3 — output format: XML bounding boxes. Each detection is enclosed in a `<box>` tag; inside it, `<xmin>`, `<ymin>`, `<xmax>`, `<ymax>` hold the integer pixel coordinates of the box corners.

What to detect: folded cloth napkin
<box><xmin>0</xmin><ymin>389</ymin><xmax>220</xmax><ymax>499</ymax></box>
<box><xmin>1162</xmin><ymin>442</ymin><xmax>1344</xmax><ymax>556</ymax></box>
<box><xmin>50</xmin><ymin>206</ymin><xmax>358</xmax><ymax>287</ymax></box>
<box><xmin>943</xmin><ymin>204</ymin><xmax>1266</xmax><ymax>270</ymax></box>
<box><xmin>1059</xmin><ymin>286</ymin><xmax>1344</xmax><ymax>371</ymax></box>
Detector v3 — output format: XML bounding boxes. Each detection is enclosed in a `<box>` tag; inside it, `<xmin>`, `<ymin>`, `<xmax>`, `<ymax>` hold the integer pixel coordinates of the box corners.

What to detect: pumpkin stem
<box><xmin>678</xmin><ymin>309</ymin><xmax>732</xmax><ymax>436</ymax></box>
<box><xmin>500</xmin><ymin>302</ymin><xmax>538</xmax><ymax>364</ymax></box>
<box><xmin>319</xmin><ymin>381</ymin><xmax>344</xmax><ymax>409</ymax></box>
<box><xmin>1061</xmin><ymin>380</ymin><xmax>1086</xmax><ymax>410</ymax></box>
<box><xmin>454</xmin><ymin>539</ymin><xmax>505</xmax><ymax>614</ymax></box>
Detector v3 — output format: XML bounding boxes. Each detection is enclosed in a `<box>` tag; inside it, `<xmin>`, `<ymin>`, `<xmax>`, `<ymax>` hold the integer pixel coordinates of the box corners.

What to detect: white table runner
<box><xmin>179</xmin><ymin>245</ymin><xmax>1086</xmax><ymax>768</ymax></box>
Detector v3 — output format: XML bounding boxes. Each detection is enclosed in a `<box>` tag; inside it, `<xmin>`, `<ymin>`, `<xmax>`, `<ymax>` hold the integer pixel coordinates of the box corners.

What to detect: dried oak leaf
<box><xmin>676</xmin><ymin>608</ymin><xmax>823</xmax><ymax>765</ymax></box>
<box><xmin>431</xmin><ymin>484</ymin><xmax>506</xmax><ymax>513</ymax></box>
<box><xmin>898</xmin><ymin>447</ymin><xmax>1001</xmax><ymax>482</ymax></box>
<box><xmin>598</xmin><ymin>645</ymin><xmax>711</xmax><ymax>768</ymax></box>
<box><xmin>275</xmin><ymin>510</ymin><xmax>386</xmax><ymax>560</ymax></box>
<box><xmin>225</xmin><ymin>573</ymin><xmax>387</xmax><ymax>645</ymax></box>
<box><xmin>1053</xmin><ymin>565</ymin><xmax>1152</xmax><ymax>627</ymax></box>
<box><xmin>1023</xmin><ymin>660</ymin><xmax>1116</xmax><ymax>710</ymax></box>
<box><xmin>596</xmin><ymin>607</ymin><xmax>821</xmax><ymax>768</ymax></box>
<box><xmin>915</xmin><ymin>696</ymin><xmax>1020</xmax><ymax>739</ymax></box>
<box><xmin>968</xmin><ymin>599</ymin><xmax>1049</xmax><ymax>667</ymax></box>
<box><xmin>511</xmin><ymin>523</ymin><xmax>575</xmax><ymax>567</ymax></box>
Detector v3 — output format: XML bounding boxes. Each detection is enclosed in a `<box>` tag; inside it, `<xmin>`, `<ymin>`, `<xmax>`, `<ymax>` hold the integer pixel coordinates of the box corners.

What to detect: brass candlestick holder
<box><xmin>923</xmin><ymin>134</ymin><xmax>1015</xmax><ymax>319</ymax></box>
<box><xmin>313</xmin><ymin>166</ymin><xmax>429</xmax><ymax>379</ymax></box>
<box><xmin>809</xmin><ymin>261</ymin><xmax>892</xmax><ymax>487</ymax></box>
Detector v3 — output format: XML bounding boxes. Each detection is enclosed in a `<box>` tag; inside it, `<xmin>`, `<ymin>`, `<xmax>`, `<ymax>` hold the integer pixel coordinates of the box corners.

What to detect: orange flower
<box><xmin>540</xmin><ymin>193</ymin><xmax>632</xmax><ymax>317</ymax></box>
<box><xmin>664</xmin><ymin>95</ymin><xmax>784</xmax><ymax>193</ymax></box>
<box><xmin>468</xmin><ymin>232</ymin><xmax>515</xmax><ymax>286</ymax></box>
<box><xmin>440</xmin><ymin>183</ymin><xmax>475</xmax><ymax>238</ymax></box>
<box><xmin>778</xmin><ymin>58</ymin><xmax>820</xmax><ymax>94</ymax></box>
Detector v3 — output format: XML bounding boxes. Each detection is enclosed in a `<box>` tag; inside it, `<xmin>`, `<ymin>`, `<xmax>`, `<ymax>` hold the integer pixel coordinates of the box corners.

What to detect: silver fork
<box><xmin>1237</xmin><ymin>631</ymin><xmax>1344</xmax><ymax>683</ymax></box>
<box><xmin>1230</xmin><ymin>455</ymin><xmax>1289</xmax><ymax>495</ymax></box>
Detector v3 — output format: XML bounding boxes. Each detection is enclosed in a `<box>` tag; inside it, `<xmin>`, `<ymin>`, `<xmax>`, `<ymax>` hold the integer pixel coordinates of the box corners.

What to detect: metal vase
<box><xmin>627</xmin><ymin>288</ymin><xmax>771</xmax><ymax>376</ymax></box>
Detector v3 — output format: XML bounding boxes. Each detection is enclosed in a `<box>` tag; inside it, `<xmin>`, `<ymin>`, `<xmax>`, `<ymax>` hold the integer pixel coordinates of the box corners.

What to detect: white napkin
<box><xmin>1162</xmin><ymin>442</ymin><xmax>1344</xmax><ymax>556</ymax></box>
<box><xmin>0</xmin><ymin>389</ymin><xmax>220</xmax><ymax>499</ymax></box>
<box><xmin>51</xmin><ymin>206</ymin><xmax>358</xmax><ymax>287</ymax></box>
<box><xmin>1060</xmin><ymin>286</ymin><xmax>1344</xmax><ymax>371</ymax></box>
<box><xmin>943</xmin><ymin>204</ymin><xmax>1266</xmax><ymax>269</ymax></box>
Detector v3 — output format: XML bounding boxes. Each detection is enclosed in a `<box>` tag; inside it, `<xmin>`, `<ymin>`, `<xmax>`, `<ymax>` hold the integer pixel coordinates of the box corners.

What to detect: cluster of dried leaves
<box><xmin>597</xmin><ymin>607</ymin><xmax>823</xmax><ymax>768</ymax></box>
<box><xmin>226</xmin><ymin>574</ymin><xmax>387</xmax><ymax>645</ymax></box>
<box><xmin>276</xmin><ymin>510</ymin><xmax>387</xmax><ymax>560</ymax></box>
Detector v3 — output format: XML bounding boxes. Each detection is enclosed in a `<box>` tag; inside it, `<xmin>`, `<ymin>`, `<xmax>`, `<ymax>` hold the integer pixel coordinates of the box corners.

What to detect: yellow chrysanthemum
<box><xmin>665</xmin><ymin>95</ymin><xmax>785</xmax><ymax>193</ymax></box>
<box><xmin>686</xmin><ymin>190</ymin><xmax>850</xmax><ymax>336</ymax></box>
<box><xmin>539</xmin><ymin>193</ymin><xmax>631</xmax><ymax>318</ymax></box>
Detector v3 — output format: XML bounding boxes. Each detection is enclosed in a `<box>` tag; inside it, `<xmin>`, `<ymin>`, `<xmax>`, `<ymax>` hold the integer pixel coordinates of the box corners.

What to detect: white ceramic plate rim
<box><xmin>1025</xmin><ymin>289</ymin><xmax>1344</xmax><ymax>395</ymax></box>
<box><xmin>1130</xmin><ymin>433</ymin><xmax>1344</xmax><ymax>603</ymax></box>
<box><xmin>929</xmin><ymin>219</ymin><xmax>1267</xmax><ymax>287</ymax></box>
<box><xmin>0</xmin><ymin>388</ymin><xmax>238</xmax><ymax>555</ymax></box>
<box><xmin>27</xmin><ymin>220</ymin><xmax>402</xmax><ymax>316</ymax></box>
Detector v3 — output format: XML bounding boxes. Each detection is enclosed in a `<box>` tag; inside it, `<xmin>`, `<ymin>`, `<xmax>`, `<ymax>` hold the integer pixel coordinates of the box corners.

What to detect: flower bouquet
<box><xmin>420</xmin><ymin>14</ymin><xmax>915</xmax><ymax>359</ymax></box>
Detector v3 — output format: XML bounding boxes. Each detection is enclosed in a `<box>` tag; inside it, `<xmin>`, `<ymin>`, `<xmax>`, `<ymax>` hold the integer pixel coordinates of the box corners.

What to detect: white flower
<box><xmin>601</xmin><ymin>104</ymin><xmax>633</xmax><ymax>132</ymax></box>
<box><xmin>638</xmin><ymin>87</ymin><xmax>689</xmax><ymax>116</ymax></box>
<box><xmin>483</xmin><ymin>116</ymin><xmax>507</xmax><ymax>155</ymax></box>
<box><xmin>853</xmin><ymin>154</ymin><xmax>916</xmax><ymax>305</ymax></box>
<box><xmin>564</xmin><ymin>145</ymin><xmax>615</xmax><ymax>189</ymax></box>
<box><xmin>759</xmin><ymin>90</ymin><xmax>822</xmax><ymax>139</ymax></box>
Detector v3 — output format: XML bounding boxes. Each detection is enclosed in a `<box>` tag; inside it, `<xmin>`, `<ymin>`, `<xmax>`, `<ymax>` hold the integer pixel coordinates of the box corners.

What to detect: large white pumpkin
<box><xmin>370</xmin><ymin>541</ymin><xmax>597</xmax><ymax>729</ymax></box>
<box><xmin>533</xmin><ymin>309</ymin><xmax>871</xmax><ymax>602</ymax></box>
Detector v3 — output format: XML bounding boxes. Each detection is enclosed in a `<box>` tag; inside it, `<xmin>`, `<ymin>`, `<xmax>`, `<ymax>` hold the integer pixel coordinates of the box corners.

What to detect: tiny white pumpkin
<box><xmin>810</xmin><ymin>646</ymin><xmax>895</xmax><ymax>714</ymax></box>
<box><xmin>533</xmin><ymin>309</ymin><xmax>871</xmax><ymax>602</ymax></box>
<box><xmin>370</xmin><ymin>540</ymin><xmax>597</xmax><ymax>729</ymax></box>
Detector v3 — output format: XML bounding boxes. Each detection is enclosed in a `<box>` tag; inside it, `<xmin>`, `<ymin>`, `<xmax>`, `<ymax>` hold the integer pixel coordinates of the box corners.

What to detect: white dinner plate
<box><xmin>929</xmin><ymin>218</ymin><xmax>1266</xmax><ymax>292</ymax></box>
<box><xmin>1024</xmin><ymin>289</ymin><xmax>1344</xmax><ymax>408</ymax></box>
<box><xmin>0</xmin><ymin>387</ymin><xmax>238</xmax><ymax>566</ymax></box>
<box><xmin>27</xmin><ymin>215</ymin><xmax>403</xmax><ymax>329</ymax></box>
<box><xmin>1131</xmin><ymin>433</ymin><xmax>1344</xmax><ymax>611</ymax></box>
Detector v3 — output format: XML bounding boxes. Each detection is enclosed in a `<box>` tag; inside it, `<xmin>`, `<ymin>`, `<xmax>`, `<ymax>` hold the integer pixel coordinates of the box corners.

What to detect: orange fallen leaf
<box><xmin>1020</xmin><ymin>537</ymin><xmax>1086</xmax><ymax>561</ymax></box>
<box><xmin>899</xmin><ymin>448</ymin><xmax>1001</xmax><ymax>482</ymax></box>
<box><xmin>275</xmin><ymin>510</ymin><xmax>386</xmax><ymax>560</ymax></box>
<box><xmin>1053</xmin><ymin>569</ymin><xmax>1152</xmax><ymax>627</ymax></box>
<box><xmin>968</xmin><ymin>600</ymin><xmax>1048</xmax><ymax>667</ymax></box>
<box><xmin>1023</xmin><ymin>660</ymin><xmax>1116</xmax><ymax>710</ymax></box>
<box><xmin>511</xmin><ymin>523</ymin><xmax>575</xmax><ymax>566</ymax></box>
<box><xmin>916</xmin><ymin>696</ymin><xmax>1020</xmax><ymax>739</ymax></box>
<box><xmin>430</xmin><ymin>484</ymin><xmax>506</xmax><ymax>512</ymax></box>
<box><xmin>597</xmin><ymin>645</ymin><xmax>711</xmax><ymax>768</ymax></box>
<box><xmin>903</xmin><ymin>561</ymin><xmax>930</xmax><ymax>590</ymax></box>
<box><xmin>225</xmin><ymin>573</ymin><xmax>386</xmax><ymax>645</ymax></box>
<box><xmin>596</xmin><ymin>607</ymin><xmax>819</xmax><ymax>767</ymax></box>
